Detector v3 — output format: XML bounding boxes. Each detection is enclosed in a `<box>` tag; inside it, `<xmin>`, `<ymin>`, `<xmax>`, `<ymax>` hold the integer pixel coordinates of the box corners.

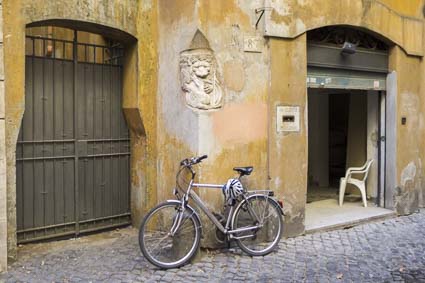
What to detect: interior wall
<box><xmin>329</xmin><ymin>93</ymin><xmax>350</xmax><ymax>185</ymax></box>
<box><xmin>308</xmin><ymin>89</ymin><xmax>379</xmax><ymax>200</ymax></box>
<box><xmin>346</xmin><ymin>93</ymin><xmax>367</xmax><ymax>168</ymax></box>
<box><xmin>308</xmin><ymin>91</ymin><xmax>329</xmax><ymax>188</ymax></box>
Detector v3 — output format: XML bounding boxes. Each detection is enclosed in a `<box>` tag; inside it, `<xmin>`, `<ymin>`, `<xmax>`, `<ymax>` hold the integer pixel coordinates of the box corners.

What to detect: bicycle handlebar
<box><xmin>195</xmin><ymin>155</ymin><xmax>208</xmax><ymax>163</ymax></box>
<box><xmin>180</xmin><ymin>155</ymin><xmax>208</xmax><ymax>166</ymax></box>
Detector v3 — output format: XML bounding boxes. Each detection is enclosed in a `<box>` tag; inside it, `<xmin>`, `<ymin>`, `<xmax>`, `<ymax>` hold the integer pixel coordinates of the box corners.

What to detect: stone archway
<box><xmin>262</xmin><ymin>0</ymin><xmax>423</xmax><ymax>56</ymax></box>
<box><xmin>1</xmin><ymin>0</ymin><xmax>152</xmax><ymax>264</ymax></box>
<box><xmin>267</xmin><ymin>17</ymin><xmax>406</xmax><ymax>236</ymax></box>
<box><xmin>16</xmin><ymin>24</ymin><xmax>137</xmax><ymax>244</ymax></box>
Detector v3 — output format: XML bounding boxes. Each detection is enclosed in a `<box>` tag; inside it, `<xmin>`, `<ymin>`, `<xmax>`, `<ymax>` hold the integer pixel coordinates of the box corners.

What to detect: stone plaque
<box><xmin>243</xmin><ymin>35</ymin><xmax>263</xmax><ymax>53</ymax></box>
<box><xmin>277</xmin><ymin>106</ymin><xmax>300</xmax><ymax>132</ymax></box>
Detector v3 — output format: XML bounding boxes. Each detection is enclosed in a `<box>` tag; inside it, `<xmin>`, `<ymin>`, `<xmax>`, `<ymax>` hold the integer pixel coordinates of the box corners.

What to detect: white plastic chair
<box><xmin>339</xmin><ymin>159</ymin><xmax>374</xmax><ymax>207</ymax></box>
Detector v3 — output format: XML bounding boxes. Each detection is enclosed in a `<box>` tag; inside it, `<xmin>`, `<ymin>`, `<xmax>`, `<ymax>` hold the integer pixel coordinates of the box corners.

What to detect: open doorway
<box><xmin>305</xmin><ymin>88</ymin><xmax>395</xmax><ymax>232</ymax></box>
<box><xmin>306</xmin><ymin>88</ymin><xmax>394</xmax><ymax>233</ymax></box>
<box><xmin>307</xmin><ymin>89</ymin><xmax>380</xmax><ymax>205</ymax></box>
<box><xmin>304</xmin><ymin>25</ymin><xmax>396</xmax><ymax>232</ymax></box>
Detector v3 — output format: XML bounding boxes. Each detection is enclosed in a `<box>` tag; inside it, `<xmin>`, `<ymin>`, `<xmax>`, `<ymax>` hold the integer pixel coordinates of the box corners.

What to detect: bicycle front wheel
<box><xmin>231</xmin><ymin>195</ymin><xmax>283</xmax><ymax>256</ymax></box>
<box><xmin>139</xmin><ymin>201</ymin><xmax>201</xmax><ymax>269</ymax></box>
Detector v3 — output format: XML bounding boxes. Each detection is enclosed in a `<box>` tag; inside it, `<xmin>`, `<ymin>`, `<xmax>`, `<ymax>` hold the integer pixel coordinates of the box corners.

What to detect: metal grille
<box><xmin>16</xmin><ymin>32</ymin><xmax>131</xmax><ymax>243</ymax></box>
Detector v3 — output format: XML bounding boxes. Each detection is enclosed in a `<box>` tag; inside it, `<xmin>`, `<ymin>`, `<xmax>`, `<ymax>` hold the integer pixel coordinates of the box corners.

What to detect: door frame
<box><xmin>378</xmin><ymin>91</ymin><xmax>386</xmax><ymax>207</ymax></box>
<box><xmin>384</xmin><ymin>71</ymin><xmax>397</xmax><ymax>209</ymax></box>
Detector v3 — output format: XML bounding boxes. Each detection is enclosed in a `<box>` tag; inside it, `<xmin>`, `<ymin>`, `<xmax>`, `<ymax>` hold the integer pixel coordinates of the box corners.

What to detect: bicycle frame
<box><xmin>140</xmin><ymin>156</ymin><xmax>286</xmax><ymax>270</ymax></box>
<box><xmin>170</xmin><ymin>156</ymin><xmax>283</xmax><ymax>240</ymax></box>
<box><xmin>176</xmin><ymin>177</ymin><xmax>268</xmax><ymax>239</ymax></box>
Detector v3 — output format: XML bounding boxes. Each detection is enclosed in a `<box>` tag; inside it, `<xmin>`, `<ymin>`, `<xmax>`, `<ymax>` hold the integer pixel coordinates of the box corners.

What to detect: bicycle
<box><xmin>138</xmin><ymin>155</ymin><xmax>284</xmax><ymax>269</ymax></box>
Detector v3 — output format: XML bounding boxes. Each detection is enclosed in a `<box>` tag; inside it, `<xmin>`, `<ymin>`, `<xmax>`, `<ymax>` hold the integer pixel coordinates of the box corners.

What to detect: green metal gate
<box><xmin>16</xmin><ymin>32</ymin><xmax>131</xmax><ymax>243</ymax></box>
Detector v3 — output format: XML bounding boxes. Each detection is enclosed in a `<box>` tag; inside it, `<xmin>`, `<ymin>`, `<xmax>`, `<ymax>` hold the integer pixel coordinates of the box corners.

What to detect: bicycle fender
<box><xmin>269</xmin><ymin>197</ymin><xmax>285</xmax><ymax>216</ymax></box>
<box><xmin>240</xmin><ymin>194</ymin><xmax>285</xmax><ymax>216</ymax></box>
<box><xmin>165</xmin><ymin>200</ymin><xmax>203</xmax><ymax>233</ymax></box>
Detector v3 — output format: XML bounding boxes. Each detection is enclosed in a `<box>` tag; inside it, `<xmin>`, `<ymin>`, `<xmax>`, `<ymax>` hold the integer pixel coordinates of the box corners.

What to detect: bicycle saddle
<box><xmin>233</xmin><ymin>166</ymin><xmax>254</xmax><ymax>176</ymax></box>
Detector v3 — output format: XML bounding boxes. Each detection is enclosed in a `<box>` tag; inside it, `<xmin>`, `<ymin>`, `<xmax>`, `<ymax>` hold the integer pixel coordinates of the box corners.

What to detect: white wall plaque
<box><xmin>373</xmin><ymin>80</ymin><xmax>380</xmax><ymax>89</ymax></box>
<box><xmin>243</xmin><ymin>36</ymin><xmax>263</xmax><ymax>53</ymax></box>
<box><xmin>277</xmin><ymin>106</ymin><xmax>300</xmax><ymax>132</ymax></box>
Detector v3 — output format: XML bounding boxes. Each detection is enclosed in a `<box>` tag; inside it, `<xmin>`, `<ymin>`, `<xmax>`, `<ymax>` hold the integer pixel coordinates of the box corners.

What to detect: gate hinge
<box><xmin>380</xmin><ymin>136</ymin><xmax>386</xmax><ymax>142</ymax></box>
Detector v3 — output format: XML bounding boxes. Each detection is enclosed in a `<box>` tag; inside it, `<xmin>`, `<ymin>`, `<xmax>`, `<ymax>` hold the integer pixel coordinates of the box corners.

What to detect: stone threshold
<box><xmin>304</xmin><ymin>198</ymin><xmax>397</xmax><ymax>234</ymax></box>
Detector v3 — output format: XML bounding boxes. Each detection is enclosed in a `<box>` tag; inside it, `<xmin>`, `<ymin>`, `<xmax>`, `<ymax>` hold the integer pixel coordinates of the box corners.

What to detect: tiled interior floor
<box><xmin>307</xmin><ymin>186</ymin><xmax>365</xmax><ymax>203</ymax></box>
<box><xmin>307</xmin><ymin>186</ymin><xmax>339</xmax><ymax>203</ymax></box>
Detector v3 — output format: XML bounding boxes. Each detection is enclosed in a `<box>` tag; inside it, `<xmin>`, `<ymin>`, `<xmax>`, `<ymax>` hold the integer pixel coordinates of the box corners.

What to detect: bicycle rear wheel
<box><xmin>231</xmin><ymin>195</ymin><xmax>283</xmax><ymax>256</ymax></box>
<box><xmin>139</xmin><ymin>201</ymin><xmax>201</xmax><ymax>269</ymax></box>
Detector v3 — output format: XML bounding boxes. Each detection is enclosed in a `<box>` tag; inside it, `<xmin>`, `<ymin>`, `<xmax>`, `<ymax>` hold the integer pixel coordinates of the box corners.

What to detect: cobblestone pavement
<box><xmin>1</xmin><ymin>210</ymin><xmax>425</xmax><ymax>283</ymax></box>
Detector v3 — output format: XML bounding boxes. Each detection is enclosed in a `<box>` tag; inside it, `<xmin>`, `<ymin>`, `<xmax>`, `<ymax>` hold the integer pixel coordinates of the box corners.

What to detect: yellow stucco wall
<box><xmin>263</xmin><ymin>0</ymin><xmax>424</xmax><ymax>56</ymax></box>
<box><xmin>1</xmin><ymin>0</ymin><xmax>425</xmax><ymax>267</ymax></box>
<box><xmin>269</xmin><ymin>35</ymin><xmax>308</xmax><ymax>236</ymax></box>
<box><xmin>379</xmin><ymin>0</ymin><xmax>424</xmax><ymax>18</ymax></box>
<box><xmin>389</xmin><ymin>46</ymin><xmax>423</xmax><ymax>213</ymax></box>
<box><xmin>3</xmin><ymin>0</ymin><xmax>26</xmax><ymax>261</ymax></box>
<box><xmin>264</xmin><ymin>0</ymin><xmax>424</xmax><ymax>221</ymax></box>
<box><xmin>156</xmin><ymin>0</ymin><xmax>270</xmax><ymax>245</ymax></box>
<box><xmin>2</xmin><ymin>0</ymin><xmax>156</xmax><ymax>264</ymax></box>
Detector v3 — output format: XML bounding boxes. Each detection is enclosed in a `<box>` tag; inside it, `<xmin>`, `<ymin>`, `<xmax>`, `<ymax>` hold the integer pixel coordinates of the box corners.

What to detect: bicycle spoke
<box><xmin>146</xmin><ymin>234</ymin><xmax>171</xmax><ymax>255</ymax></box>
<box><xmin>139</xmin><ymin>202</ymin><xmax>200</xmax><ymax>268</ymax></box>
<box><xmin>177</xmin><ymin>225</ymin><xmax>197</xmax><ymax>236</ymax></box>
<box><xmin>232</xmin><ymin>196</ymin><xmax>283</xmax><ymax>256</ymax></box>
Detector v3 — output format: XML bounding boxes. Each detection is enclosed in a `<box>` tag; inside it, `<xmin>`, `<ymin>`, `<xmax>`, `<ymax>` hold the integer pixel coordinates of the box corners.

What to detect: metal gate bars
<box><xmin>16</xmin><ymin>30</ymin><xmax>131</xmax><ymax>243</ymax></box>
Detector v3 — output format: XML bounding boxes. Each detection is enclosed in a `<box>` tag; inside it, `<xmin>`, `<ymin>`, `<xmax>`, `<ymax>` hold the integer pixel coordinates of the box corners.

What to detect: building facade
<box><xmin>1</xmin><ymin>0</ymin><xmax>425</xmax><ymax>272</ymax></box>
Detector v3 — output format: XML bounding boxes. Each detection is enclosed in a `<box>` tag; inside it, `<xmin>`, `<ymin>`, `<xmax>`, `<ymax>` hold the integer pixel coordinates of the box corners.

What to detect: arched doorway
<box><xmin>16</xmin><ymin>25</ymin><xmax>132</xmax><ymax>243</ymax></box>
<box><xmin>305</xmin><ymin>26</ymin><xmax>395</xmax><ymax>231</ymax></box>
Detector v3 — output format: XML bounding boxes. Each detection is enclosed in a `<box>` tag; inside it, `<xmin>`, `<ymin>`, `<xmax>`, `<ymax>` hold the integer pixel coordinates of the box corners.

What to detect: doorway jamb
<box><xmin>385</xmin><ymin>71</ymin><xmax>397</xmax><ymax>209</ymax></box>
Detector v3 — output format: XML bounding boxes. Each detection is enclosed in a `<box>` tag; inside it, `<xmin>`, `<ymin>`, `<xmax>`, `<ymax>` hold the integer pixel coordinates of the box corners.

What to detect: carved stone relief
<box><xmin>180</xmin><ymin>30</ymin><xmax>223</xmax><ymax>110</ymax></box>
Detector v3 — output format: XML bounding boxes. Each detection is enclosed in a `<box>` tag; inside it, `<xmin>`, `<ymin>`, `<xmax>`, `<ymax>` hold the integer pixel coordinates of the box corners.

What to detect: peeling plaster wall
<box><xmin>157</xmin><ymin>0</ymin><xmax>270</xmax><ymax>246</ymax></box>
<box><xmin>264</xmin><ymin>0</ymin><xmax>425</xmax><ymax>231</ymax></box>
<box><xmin>24</xmin><ymin>0</ymin><xmax>137</xmax><ymax>38</ymax></box>
<box><xmin>157</xmin><ymin>0</ymin><xmax>198</xmax><ymax>205</ymax></box>
<box><xmin>1</xmin><ymin>0</ymin><xmax>149</xmax><ymax>265</ymax></box>
<box><xmin>3</xmin><ymin>0</ymin><xmax>25</xmax><ymax>263</ymax></box>
<box><xmin>1</xmin><ymin>0</ymin><xmax>425</xmax><ymax>267</ymax></box>
<box><xmin>132</xmin><ymin>0</ymin><xmax>159</xmax><ymax>230</ymax></box>
<box><xmin>155</xmin><ymin>0</ymin><xmax>425</xmax><ymax>243</ymax></box>
<box><xmin>389</xmin><ymin>46</ymin><xmax>422</xmax><ymax>214</ymax></box>
<box><xmin>269</xmin><ymin>35</ymin><xmax>307</xmax><ymax>236</ymax></box>
<box><xmin>263</xmin><ymin>0</ymin><xmax>424</xmax><ymax>56</ymax></box>
<box><xmin>379</xmin><ymin>0</ymin><xmax>424</xmax><ymax>18</ymax></box>
<box><xmin>196</xmin><ymin>0</ymin><xmax>270</xmax><ymax>205</ymax></box>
